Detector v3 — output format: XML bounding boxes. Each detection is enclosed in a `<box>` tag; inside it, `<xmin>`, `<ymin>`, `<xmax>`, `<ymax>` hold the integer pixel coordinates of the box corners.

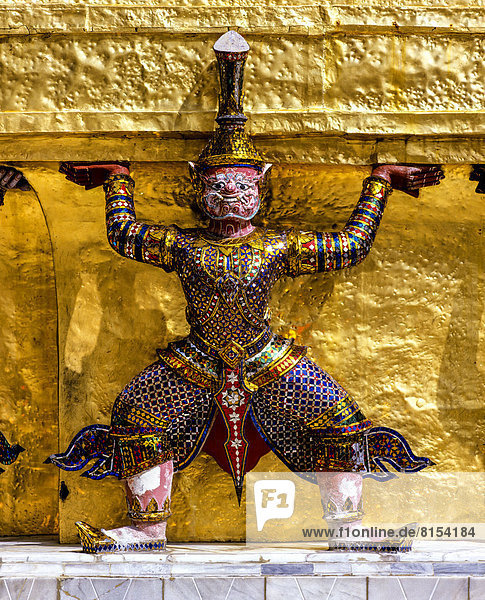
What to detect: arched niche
<box><xmin>0</xmin><ymin>178</ymin><xmax>58</xmax><ymax>536</ymax></box>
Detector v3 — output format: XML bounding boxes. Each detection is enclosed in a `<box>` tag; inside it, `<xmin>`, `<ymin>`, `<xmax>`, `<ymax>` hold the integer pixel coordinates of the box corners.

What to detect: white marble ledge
<box><xmin>0</xmin><ymin>538</ymin><xmax>483</xmax><ymax>571</ymax></box>
<box><xmin>0</xmin><ymin>538</ymin><xmax>484</xmax><ymax>561</ymax></box>
<box><xmin>172</xmin><ymin>541</ymin><xmax>485</xmax><ymax>565</ymax></box>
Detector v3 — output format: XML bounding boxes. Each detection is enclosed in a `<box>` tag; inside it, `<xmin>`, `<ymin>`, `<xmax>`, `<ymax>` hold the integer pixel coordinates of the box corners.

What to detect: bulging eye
<box><xmin>237</xmin><ymin>183</ymin><xmax>249</xmax><ymax>191</ymax></box>
<box><xmin>211</xmin><ymin>181</ymin><xmax>225</xmax><ymax>191</ymax></box>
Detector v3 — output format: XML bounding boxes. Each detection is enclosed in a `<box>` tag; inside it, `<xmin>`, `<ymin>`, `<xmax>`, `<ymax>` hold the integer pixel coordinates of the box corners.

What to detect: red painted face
<box><xmin>200</xmin><ymin>166</ymin><xmax>262</xmax><ymax>221</ymax></box>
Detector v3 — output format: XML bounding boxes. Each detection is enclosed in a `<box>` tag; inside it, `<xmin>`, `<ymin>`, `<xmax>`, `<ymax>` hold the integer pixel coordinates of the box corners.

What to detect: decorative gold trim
<box><xmin>248</xmin><ymin>344</ymin><xmax>307</xmax><ymax>388</ymax></box>
<box><xmin>193</xmin><ymin>227</ymin><xmax>266</xmax><ymax>251</ymax></box>
<box><xmin>116</xmin><ymin>402</ymin><xmax>170</xmax><ymax>429</ymax></box>
<box><xmin>109</xmin><ymin>431</ymin><xmax>168</xmax><ymax>441</ymax></box>
<box><xmin>190</xmin><ymin>326</ymin><xmax>271</xmax><ymax>357</ymax></box>
<box><xmin>159</xmin><ymin>226</ymin><xmax>178</xmax><ymax>272</ymax></box>
<box><xmin>307</xmin><ymin>395</ymin><xmax>360</xmax><ymax>430</ymax></box>
<box><xmin>362</xmin><ymin>175</ymin><xmax>393</xmax><ymax>196</ymax></box>
<box><xmin>219</xmin><ymin>340</ymin><xmax>246</xmax><ymax>368</ymax></box>
<box><xmin>157</xmin><ymin>347</ymin><xmax>215</xmax><ymax>388</ymax></box>
<box><xmin>314</xmin><ymin>434</ymin><xmax>367</xmax><ymax>472</ymax></box>
<box><xmin>128</xmin><ymin>496</ymin><xmax>172</xmax><ymax>523</ymax></box>
<box><xmin>286</xmin><ymin>228</ymin><xmax>301</xmax><ymax>277</ymax></box>
<box><xmin>103</xmin><ymin>173</ymin><xmax>135</xmax><ymax>198</ymax></box>
<box><xmin>247</xmin><ymin>340</ymin><xmax>294</xmax><ymax>381</ymax></box>
<box><xmin>322</xmin><ymin>497</ymin><xmax>364</xmax><ymax>523</ymax></box>
<box><xmin>197</xmin><ymin>130</ymin><xmax>265</xmax><ymax>169</ymax></box>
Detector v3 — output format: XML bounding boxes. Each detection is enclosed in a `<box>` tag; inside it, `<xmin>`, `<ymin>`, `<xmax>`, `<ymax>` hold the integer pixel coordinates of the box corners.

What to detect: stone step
<box><xmin>0</xmin><ymin>538</ymin><xmax>483</xmax><ymax>599</ymax></box>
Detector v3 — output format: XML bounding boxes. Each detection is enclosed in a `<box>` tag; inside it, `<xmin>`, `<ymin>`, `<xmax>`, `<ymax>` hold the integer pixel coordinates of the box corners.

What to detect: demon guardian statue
<box><xmin>41</xmin><ymin>32</ymin><xmax>442</xmax><ymax>552</ymax></box>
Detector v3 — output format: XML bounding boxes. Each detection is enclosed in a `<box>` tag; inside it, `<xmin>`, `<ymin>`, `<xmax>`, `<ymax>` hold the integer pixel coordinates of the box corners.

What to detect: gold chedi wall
<box><xmin>0</xmin><ymin>1</ymin><xmax>483</xmax><ymax>542</ymax></box>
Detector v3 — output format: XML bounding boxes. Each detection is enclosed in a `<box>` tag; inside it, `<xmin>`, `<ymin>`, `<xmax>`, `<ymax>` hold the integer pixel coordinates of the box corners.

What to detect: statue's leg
<box><xmin>69</xmin><ymin>358</ymin><xmax>215</xmax><ymax>552</ymax></box>
<box><xmin>317</xmin><ymin>471</ymin><xmax>415</xmax><ymax>551</ymax></box>
<box><xmin>316</xmin><ymin>471</ymin><xmax>363</xmax><ymax>533</ymax></box>
<box><xmin>253</xmin><ymin>356</ymin><xmax>426</xmax><ymax>551</ymax></box>
<box><xmin>100</xmin><ymin>460</ymin><xmax>173</xmax><ymax>544</ymax></box>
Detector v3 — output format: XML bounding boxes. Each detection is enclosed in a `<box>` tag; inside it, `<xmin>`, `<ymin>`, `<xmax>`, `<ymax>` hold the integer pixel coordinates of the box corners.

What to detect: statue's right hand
<box><xmin>59</xmin><ymin>162</ymin><xmax>130</xmax><ymax>190</ymax></box>
<box><xmin>0</xmin><ymin>166</ymin><xmax>30</xmax><ymax>192</ymax></box>
<box><xmin>0</xmin><ymin>166</ymin><xmax>30</xmax><ymax>206</ymax></box>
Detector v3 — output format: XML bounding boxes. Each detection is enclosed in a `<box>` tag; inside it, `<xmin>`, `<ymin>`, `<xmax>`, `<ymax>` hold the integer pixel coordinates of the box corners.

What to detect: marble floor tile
<box><xmin>368</xmin><ymin>576</ymin><xmax>468</xmax><ymax>600</ymax></box>
<box><xmin>0</xmin><ymin>579</ymin><xmax>57</xmax><ymax>600</ymax></box>
<box><xmin>165</xmin><ymin>577</ymin><xmax>264</xmax><ymax>600</ymax></box>
<box><xmin>266</xmin><ymin>576</ymin><xmax>366</xmax><ymax>600</ymax></box>
<box><xmin>327</xmin><ymin>578</ymin><xmax>367</xmax><ymax>600</ymax></box>
<box><xmin>124</xmin><ymin>579</ymin><xmax>163</xmax><ymax>599</ymax></box>
<box><xmin>60</xmin><ymin>577</ymin><xmax>162</xmax><ymax>600</ymax></box>
<box><xmin>470</xmin><ymin>577</ymin><xmax>485</xmax><ymax>600</ymax></box>
<box><xmin>404</xmin><ymin>577</ymin><xmax>467</xmax><ymax>600</ymax></box>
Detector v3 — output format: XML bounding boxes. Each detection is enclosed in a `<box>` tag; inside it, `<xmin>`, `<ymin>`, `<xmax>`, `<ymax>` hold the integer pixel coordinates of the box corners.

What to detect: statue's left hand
<box><xmin>0</xmin><ymin>166</ymin><xmax>31</xmax><ymax>205</ymax></box>
<box><xmin>372</xmin><ymin>164</ymin><xmax>444</xmax><ymax>198</ymax></box>
<box><xmin>59</xmin><ymin>162</ymin><xmax>130</xmax><ymax>190</ymax></box>
<box><xmin>470</xmin><ymin>165</ymin><xmax>485</xmax><ymax>193</ymax></box>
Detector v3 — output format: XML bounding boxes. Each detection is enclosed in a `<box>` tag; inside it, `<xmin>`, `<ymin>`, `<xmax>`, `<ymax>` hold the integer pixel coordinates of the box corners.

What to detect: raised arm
<box><xmin>103</xmin><ymin>172</ymin><xmax>177</xmax><ymax>270</ymax></box>
<box><xmin>59</xmin><ymin>162</ymin><xmax>176</xmax><ymax>272</ymax></box>
<box><xmin>287</xmin><ymin>165</ymin><xmax>443</xmax><ymax>276</ymax></box>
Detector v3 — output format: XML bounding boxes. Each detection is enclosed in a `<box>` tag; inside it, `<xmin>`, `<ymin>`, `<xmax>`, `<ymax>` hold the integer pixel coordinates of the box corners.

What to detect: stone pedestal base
<box><xmin>0</xmin><ymin>538</ymin><xmax>483</xmax><ymax>599</ymax></box>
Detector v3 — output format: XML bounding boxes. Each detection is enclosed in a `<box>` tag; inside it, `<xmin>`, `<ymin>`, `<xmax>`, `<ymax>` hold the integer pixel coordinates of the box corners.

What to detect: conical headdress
<box><xmin>196</xmin><ymin>31</ymin><xmax>265</xmax><ymax>169</ymax></box>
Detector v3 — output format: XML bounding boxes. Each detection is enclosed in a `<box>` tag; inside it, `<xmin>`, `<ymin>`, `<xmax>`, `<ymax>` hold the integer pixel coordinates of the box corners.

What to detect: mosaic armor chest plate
<box><xmin>156</xmin><ymin>227</ymin><xmax>306</xmax><ymax>392</ymax></box>
<box><xmin>174</xmin><ymin>228</ymin><xmax>287</xmax><ymax>348</ymax></box>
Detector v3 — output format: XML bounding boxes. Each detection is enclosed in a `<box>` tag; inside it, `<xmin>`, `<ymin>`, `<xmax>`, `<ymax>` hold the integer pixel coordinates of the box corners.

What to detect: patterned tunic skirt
<box><xmin>48</xmin><ymin>355</ymin><xmax>434</xmax><ymax>485</ymax></box>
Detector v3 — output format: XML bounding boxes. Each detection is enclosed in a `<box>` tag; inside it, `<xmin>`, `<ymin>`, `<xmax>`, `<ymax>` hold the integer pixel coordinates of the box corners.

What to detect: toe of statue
<box><xmin>75</xmin><ymin>521</ymin><xmax>167</xmax><ymax>554</ymax></box>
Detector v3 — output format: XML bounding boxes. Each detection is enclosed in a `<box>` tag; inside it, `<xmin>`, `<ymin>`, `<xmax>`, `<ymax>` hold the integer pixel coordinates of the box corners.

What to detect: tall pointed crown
<box><xmin>196</xmin><ymin>31</ymin><xmax>265</xmax><ymax>169</ymax></box>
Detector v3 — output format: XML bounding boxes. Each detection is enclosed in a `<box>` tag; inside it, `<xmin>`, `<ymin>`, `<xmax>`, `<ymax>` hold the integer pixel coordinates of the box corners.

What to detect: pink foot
<box><xmin>101</xmin><ymin>521</ymin><xmax>167</xmax><ymax>545</ymax></box>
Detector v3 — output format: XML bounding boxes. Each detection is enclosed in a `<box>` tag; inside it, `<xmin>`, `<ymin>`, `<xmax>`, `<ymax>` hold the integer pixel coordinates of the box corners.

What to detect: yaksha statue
<box><xmin>47</xmin><ymin>32</ymin><xmax>442</xmax><ymax>552</ymax></box>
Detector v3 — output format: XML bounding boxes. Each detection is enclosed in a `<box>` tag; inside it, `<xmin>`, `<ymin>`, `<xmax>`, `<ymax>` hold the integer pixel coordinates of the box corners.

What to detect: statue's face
<box><xmin>199</xmin><ymin>166</ymin><xmax>262</xmax><ymax>221</ymax></box>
